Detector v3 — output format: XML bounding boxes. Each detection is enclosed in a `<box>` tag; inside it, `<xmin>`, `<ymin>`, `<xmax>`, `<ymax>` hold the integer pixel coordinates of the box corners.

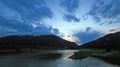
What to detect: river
<box><xmin>0</xmin><ymin>50</ymin><xmax>119</xmax><ymax>67</ymax></box>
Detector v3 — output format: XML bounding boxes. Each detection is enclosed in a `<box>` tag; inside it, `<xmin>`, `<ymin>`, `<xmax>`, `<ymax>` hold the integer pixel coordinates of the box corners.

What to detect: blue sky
<box><xmin>0</xmin><ymin>0</ymin><xmax>120</xmax><ymax>45</ymax></box>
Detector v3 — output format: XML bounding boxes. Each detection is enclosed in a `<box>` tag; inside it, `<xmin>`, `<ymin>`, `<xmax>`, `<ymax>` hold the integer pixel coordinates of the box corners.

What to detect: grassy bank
<box><xmin>69</xmin><ymin>49</ymin><xmax>120</xmax><ymax>65</ymax></box>
<box><xmin>69</xmin><ymin>49</ymin><xmax>105</xmax><ymax>59</ymax></box>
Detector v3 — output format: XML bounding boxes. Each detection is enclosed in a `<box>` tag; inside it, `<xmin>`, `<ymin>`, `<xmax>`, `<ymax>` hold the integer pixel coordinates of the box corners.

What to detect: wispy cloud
<box><xmin>60</xmin><ymin>0</ymin><xmax>80</xmax><ymax>13</ymax></box>
<box><xmin>89</xmin><ymin>0</ymin><xmax>120</xmax><ymax>24</ymax></box>
<box><xmin>2</xmin><ymin>0</ymin><xmax>53</xmax><ymax>21</ymax></box>
<box><xmin>64</xmin><ymin>14</ymin><xmax>80</xmax><ymax>22</ymax></box>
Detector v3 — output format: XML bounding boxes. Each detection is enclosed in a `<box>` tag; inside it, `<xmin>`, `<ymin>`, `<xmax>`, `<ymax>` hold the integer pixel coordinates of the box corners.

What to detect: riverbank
<box><xmin>92</xmin><ymin>52</ymin><xmax>120</xmax><ymax>65</ymax></box>
<box><xmin>69</xmin><ymin>49</ymin><xmax>105</xmax><ymax>59</ymax></box>
<box><xmin>69</xmin><ymin>49</ymin><xmax>120</xmax><ymax>65</ymax></box>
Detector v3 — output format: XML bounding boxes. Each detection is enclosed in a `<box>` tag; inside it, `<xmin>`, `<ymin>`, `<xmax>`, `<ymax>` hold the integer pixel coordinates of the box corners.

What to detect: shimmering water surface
<box><xmin>0</xmin><ymin>50</ymin><xmax>119</xmax><ymax>67</ymax></box>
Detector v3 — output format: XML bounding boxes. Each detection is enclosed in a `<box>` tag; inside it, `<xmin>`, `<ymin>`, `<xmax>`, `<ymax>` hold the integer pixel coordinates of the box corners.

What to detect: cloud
<box><xmin>64</xmin><ymin>14</ymin><xmax>80</xmax><ymax>22</ymax></box>
<box><xmin>0</xmin><ymin>15</ymin><xmax>60</xmax><ymax>36</ymax></box>
<box><xmin>0</xmin><ymin>0</ymin><xmax>61</xmax><ymax>36</ymax></box>
<box><xmin>2</xmin><ymin>0</ymin><xmax>53</xmax><ymax>21</ymax></box>
<box><xmin>89</xmin><ymin>0</ymin><xmax>120</xmax><ymax>24</ymax></box>
<box><xmin>74</xmin><ymin>27</ymin><xmax>102</xmax><ymax>44</ymax></box>
<box><xmin>60</xmin><ymin>0</ymin><xmax>80</xmax><ymax>13</ymax></box>
<box><xmin>60</xmin><ymin>0</ymin><xmax>80</xmax><ymax>23</ymax></box>
<box><xmin>0</xmin><ymin>26</ymin><xmax>16</xmax><ymax>36</ymax></box>
<box><xmin>109</xmin><ymin>29</ymin><xmax>116</xmax><ymax>32</ymax></box>
<box><xmin>33</xmin><ymin>25</ymin><xmax>60</xmax><ymax>35</ymax></box>
<box><xmin>0</xmin><ymin>15</ymin><xmax>33</xmax><ymax>32</ymax></box>
<box><xmin>52</xmin><ymin>28</ymin><xmax>60</xmax><ymax>35</ymax></box>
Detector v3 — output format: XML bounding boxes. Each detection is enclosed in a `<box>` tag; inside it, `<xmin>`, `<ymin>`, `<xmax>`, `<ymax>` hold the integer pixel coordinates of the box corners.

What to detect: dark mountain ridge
<box><xmin>0</xmin><ymin>35</ymin><xmax>78</xmax><ymax>50</ymax></box>
<box><xmin>80</xmin><ymin>31</ymin><xmax>120</xmax><ymax>49</ymax></box>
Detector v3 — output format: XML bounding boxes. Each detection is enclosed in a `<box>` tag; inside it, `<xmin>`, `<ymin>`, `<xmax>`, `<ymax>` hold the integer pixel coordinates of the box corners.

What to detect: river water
<box><xmin>0</xmin><ymin>50</ymin><xmax>119</xmax><ymax>67</ymax></box>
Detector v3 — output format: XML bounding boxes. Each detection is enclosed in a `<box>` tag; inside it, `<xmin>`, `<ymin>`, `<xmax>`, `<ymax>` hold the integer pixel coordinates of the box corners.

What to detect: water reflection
<box><xmin>0</xmin><ymin>50</ymin><xmax>119</xmax><ymax>67</ymax></box>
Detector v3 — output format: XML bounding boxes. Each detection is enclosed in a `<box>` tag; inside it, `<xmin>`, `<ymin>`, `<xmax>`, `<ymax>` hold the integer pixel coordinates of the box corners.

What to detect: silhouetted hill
<box><xmin>80</xmin><ymin>32</ymin><xmax>120</xmax><ymax>49</ymax></box>
<box><xmin>0</xmin><ymin>35</ymin><xmax>78</xmax><ymax>51</ymax></box>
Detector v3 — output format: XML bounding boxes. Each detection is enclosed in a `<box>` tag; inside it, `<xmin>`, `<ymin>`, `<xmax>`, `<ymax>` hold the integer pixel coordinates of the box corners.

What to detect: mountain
<box><xmin>80</xmin><ymin>32</ymin><xmax>120</xmax><ymax>50</ymax></box>
<box><xmin>0</xmin><ymin>35</ymin><xmax>78</xmax><ymax>51</ymax></box>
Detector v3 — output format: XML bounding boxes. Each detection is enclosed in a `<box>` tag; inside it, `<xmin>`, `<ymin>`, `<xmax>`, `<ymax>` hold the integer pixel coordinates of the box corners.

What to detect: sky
<box><xmin>0</xmin><ymin>0</ymin><xmax>120</xmax><ymax>45</ymax></box>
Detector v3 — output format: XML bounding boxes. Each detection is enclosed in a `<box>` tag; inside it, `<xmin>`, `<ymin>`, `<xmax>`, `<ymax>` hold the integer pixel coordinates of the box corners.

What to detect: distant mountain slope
<box><xmin>0</xmin><ymin>35</ymin><xmax>78</xmax><ymax>50</ymax></box>
<box><xmin>81</xmin><ymin>32</ymin><xmax>120</xmax><ymax>49</ymax></box>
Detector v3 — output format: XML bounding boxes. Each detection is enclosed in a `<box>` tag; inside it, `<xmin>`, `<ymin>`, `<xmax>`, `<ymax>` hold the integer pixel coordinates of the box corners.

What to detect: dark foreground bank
<box><xmin>69</xmin><ymin>49</ymin><xmax>120</xmax><ymax>65</ymax></box>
